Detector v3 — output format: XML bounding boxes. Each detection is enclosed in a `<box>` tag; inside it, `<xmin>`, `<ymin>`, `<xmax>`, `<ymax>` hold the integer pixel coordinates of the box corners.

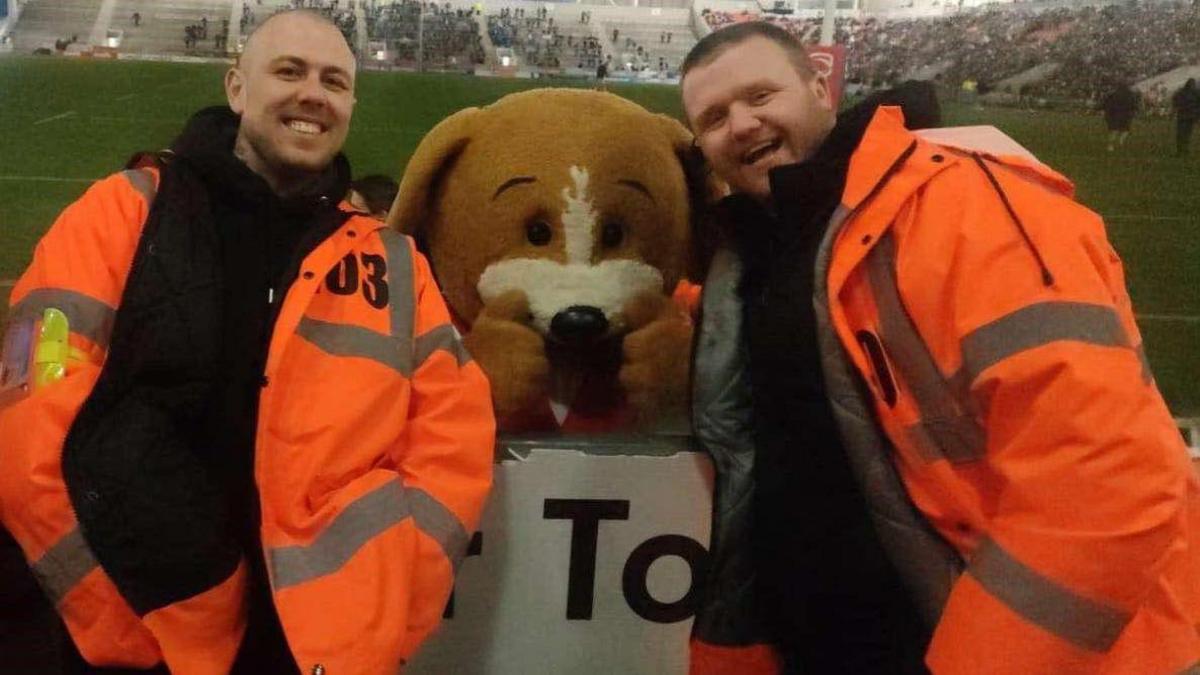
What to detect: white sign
<box><xmin>409</xmin><ymin>438</ymin><xmax>714</xmax><ymax>674</ymax></box>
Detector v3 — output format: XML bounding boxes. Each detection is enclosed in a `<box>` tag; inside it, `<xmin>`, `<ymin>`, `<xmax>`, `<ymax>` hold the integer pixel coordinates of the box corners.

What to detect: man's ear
<box><xmin>385</xmin><ymin>106</ymin><xmax>479</xmax><ymax>247</ymax></box>
<box><xmin>225</xmin><ymin>67</ymin><xmax>245</xmax><ymax>115</ymax></box>
<box><xmin>811</xmin><ymin>74</ymin><xmax>834</xmax><ymax>112</ymax></box>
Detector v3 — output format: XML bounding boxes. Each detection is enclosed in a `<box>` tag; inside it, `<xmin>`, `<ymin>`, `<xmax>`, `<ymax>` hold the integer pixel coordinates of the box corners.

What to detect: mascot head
<box><xmin>388</xmin><ymin>88</ymin><xmax>718</xmax><ymax>431</ymax></box>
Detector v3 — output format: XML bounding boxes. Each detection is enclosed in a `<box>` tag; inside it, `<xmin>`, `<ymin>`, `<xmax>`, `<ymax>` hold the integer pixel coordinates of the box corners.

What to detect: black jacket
<box><xmin>53</xmin><ymin>106</ymin><xmax>352</xmax><ymax>674</ymax></box>
<box><xmin>707</xmin><ymin>84</ymin><xmax>940</xmax><ymax>674</ymax></box>
<box><xmin>1174</xmin><ymin>84</ymin><xmax>1200</xmax><ymax>122</ymax></box>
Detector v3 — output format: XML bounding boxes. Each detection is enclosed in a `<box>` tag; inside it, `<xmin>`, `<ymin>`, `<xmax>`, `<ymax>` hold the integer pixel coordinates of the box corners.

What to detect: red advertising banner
<box><xmin>808</xmin><ymin>44</ymin><xmax>847</xmax><ymax>109</ymax></box>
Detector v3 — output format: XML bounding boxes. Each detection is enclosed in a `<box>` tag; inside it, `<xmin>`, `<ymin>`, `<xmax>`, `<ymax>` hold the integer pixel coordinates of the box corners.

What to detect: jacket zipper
<box><xmin>252</xmin><ymin>211</ymin><xmax>363</xmax><ymax>603</ymax></box>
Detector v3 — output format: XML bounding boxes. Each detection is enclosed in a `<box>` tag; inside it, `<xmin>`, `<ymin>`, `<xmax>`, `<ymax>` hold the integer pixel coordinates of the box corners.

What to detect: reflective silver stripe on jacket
<box><xmin>298</xmin><ymin>318</ymin><xmax>470</xmax><ymax>375</ymax></box>
<box><xmin>121</xmin><ymin>168</ymin><xmax>157</xmax><ymax>206</ymax></box>
<box><xmin>268</xmin><ymin>478</ymin><xmax>469</xmax><ymax>590</ymax></box>
<box><xmin>380</xmin><ymin>229</ymin><xmax>415</xmax><ymax>373</ymax></box>
<box><xmin>862</xmin><ymin>234</ymin><xmax>1144</xmax><ymax>651</ymax></box>
<box><xmin>31</xmin><ymin>527</ymin><xmax>100</xmax><ymax>606</ymax></box>
<box><xmin>273</xmin><ymin>230</ymin><xmax>470</xmax><ymax>589</ymax></box>
<box><xmin>381</xmin><ymin>230</ymin><xmax>473</xmax><ymax>370</ymax></box>
<box><xmin>296</xmin><ymin>229</ymin><xmax>418</xmax><ymax>375</ymax></box>
<box><xmin>296</xmin><ymin>318</ymin><xmax>410</xmax><ymax>373</ymax></box>
<box><xmin>955</xmin><ymin>301</ymin><xmax>1146</xmax><ymax>388</ymax></box>
<box><xmin>969</xmin><ymin>538</ymin><xmax>1131</xmax><ymax>652</ymax></box>
<box><xmin>414</xmin><ymin>324</ymin><xmax>472</xmax><ymax>369</ymax></box>
<box><xmin>868</xmin><ymin>234</ymin><xmax>1152</xmax><ymax>466</ymax></box>
<box><xmin>9</xmin><ymin>288</ymin><xmax>117</xmax><ymax>350</ymax></box>
<box><xmin>866</xmin><ymin>234</ymin><xmax>986</xmax><ymax>464</ymax></box>
<box><xmin>814</xmin><ymin>205</ymin><xmax>964</xmax><ymax>632</ymax></box>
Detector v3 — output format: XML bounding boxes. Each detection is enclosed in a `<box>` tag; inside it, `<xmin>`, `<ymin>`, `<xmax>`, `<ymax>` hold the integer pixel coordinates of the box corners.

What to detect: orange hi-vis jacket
<box><xmin>0</xmin><ymin>166</ymin><xmax>495</xmax><ymax>674</ymax></box>
<box><xmin>824</xmin><ymin>108</ymin><xmax>1200</xmax><ymax>673</ymax></box>
<box><xmin>692</xmin><ymin>106</ymin><xmax>1198</xmax><ymax>674</ymax></box>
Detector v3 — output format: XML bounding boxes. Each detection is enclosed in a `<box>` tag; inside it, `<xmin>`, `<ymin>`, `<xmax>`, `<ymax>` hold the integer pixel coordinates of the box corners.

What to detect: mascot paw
<box><xmin>463</xmin><ymin>290</ymin><xmax>550</xmax><ymax>423</ymax></box>
<box><xmin>619</xmin><ymin>292</ymin><xmax>694</xmax><ymax>421</ymax></box>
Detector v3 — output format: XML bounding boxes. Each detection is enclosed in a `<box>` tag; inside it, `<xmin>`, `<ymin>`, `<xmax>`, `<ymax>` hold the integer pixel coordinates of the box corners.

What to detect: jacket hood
<box><xmin>815</xmin><ymin>79</ymin><xmax>943</xmax><ymax>167</ymax></box>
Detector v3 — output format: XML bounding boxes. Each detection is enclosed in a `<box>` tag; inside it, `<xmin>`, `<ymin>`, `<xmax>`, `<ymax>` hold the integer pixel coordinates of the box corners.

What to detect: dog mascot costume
<box><xmin>387</xmin><ymin>88</ymin><xmax>706</xmax><ymax>433</ymax></box>
<box><xmin>387</xmin><ymin>88</ymin><xmax>775</xmax><ymax>673</ymax></box>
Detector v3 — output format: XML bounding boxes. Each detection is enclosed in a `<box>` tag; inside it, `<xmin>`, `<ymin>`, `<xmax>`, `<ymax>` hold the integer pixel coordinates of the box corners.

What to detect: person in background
<box><xmin>595</xmin><ymin>53</ymin><xmax>610</xmax><ymax>90</ymax></box>
<box><xmin>348</xmin><ymin>173</ymin><xmax>400</xmax><ymax>220</ymax></box>
<box><xmin>1172</xmin><ymin>78</ymin><xmax>1200</xmax><ymax>157</ymax></box>
<box><xmin>0</xmin><ymin>9</ymin><xmax>494</xmax><ymax>674</ymax></box>
<box><xmin>1101</xmin><ymin>82</ymin><xmax>1139</xmax><ymax>152</ymax></box>
<box><xmin>681</xmin><ymin>20</ymin><xmax>1199</xmax><ymax>675</ymax></box>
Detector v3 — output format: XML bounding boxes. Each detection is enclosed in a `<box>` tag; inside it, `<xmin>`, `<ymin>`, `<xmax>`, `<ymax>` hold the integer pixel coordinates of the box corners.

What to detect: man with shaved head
<box><xmin>0</xmin><ymin>9</ymin><xmax>494</xmax><ymax>674</ymax></box>
<box><xmin>228</xmin><ymin>9</ymin><xmax>356</xmax><ymax>195</ymax></box>
<box><xmin>682</xmin><ymin>20</ymin><xmax>1200</xmax><ymax>675</ymax></box>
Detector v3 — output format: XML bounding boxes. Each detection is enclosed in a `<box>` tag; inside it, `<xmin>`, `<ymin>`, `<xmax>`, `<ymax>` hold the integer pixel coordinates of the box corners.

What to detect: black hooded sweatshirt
<box><xmin>58</xmin><ymin>106</ymin><xmax>352</xmax><ymax>674</ymax></box>
<box><xmin>183</xmin><ymin>106</ymin><xmax>352</xmax><ymax>674</ymax></box>
<box><xmin>718</xmin><ymin>84</ymin><xmax>939</xmax><ymax>675</ymax></box>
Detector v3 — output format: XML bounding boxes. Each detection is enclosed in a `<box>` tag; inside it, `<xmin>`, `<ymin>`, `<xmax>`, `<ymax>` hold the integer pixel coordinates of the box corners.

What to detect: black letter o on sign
<box><xmin>621</xmin><ymin>535</ymin><xmax>709</xmax><ymax>623</ymax></box>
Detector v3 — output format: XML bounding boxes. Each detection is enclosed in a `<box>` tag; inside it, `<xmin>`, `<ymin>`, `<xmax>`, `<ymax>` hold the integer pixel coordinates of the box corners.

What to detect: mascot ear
<box><xmin>656</xmin><ymin>114</ymin><xmax>727</xmax><ymax>284</ymax></box>
<box><xmin>386</xmin><ymin>106</ymin><xmax>480</xmax><ymax>246</ymax></box>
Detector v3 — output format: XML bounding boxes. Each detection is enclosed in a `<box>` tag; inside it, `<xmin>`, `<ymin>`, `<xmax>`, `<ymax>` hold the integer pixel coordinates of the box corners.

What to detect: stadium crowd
<box><xmin>612</xmin><ymin>37</ymin><xmax>675</xmax><ymax>76</ymax></box>
<box><xmin>286</xmin><ymin>0</ymin><xmax>357</xmax><ymax>45</ymax></box>
<box><xmin>488</xmin><ymin>6</ymin><xmax>565</xmax><ymax>69</ymax></box>
<box><xmin>703</xmin><ymin>3</ymin><xmax>1200</xmax><ymax>105</ymax></box>
<box><xmin>487</xmin><ymin>6</ymin><xmax>623</xmax><ymax>71</ymax></box>
<box><xmin>182</xmin><ymin>15</ymin><xmax>230</xmax><ymax>53</ymax></box>
<box><xmin>366</xmin><ymin>0</ymin><xmax>485</xmax><ymax>68</ymax></box>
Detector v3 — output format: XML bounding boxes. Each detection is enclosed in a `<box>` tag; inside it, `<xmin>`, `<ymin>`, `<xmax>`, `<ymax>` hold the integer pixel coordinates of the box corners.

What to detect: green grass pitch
<box><xmin>0</xmin><ymin>56</ymin><xmax>1196</xmax><ymax>415</ymax></box>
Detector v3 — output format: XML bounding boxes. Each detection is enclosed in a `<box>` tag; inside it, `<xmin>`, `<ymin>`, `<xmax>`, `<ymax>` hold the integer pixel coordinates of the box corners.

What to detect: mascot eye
<box><xmin>601</xmin><ymin>221</ymin><xmax>625</xmax><ymax>249</ymax></box>
<box><xmin>526</xmin><ymin>220</ymin><xmax>553</xmax><ymax>246</ymax></box>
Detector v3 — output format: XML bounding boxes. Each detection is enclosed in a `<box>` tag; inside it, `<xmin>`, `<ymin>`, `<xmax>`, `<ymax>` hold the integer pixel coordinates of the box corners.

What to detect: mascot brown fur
<box><xmin>387</xmin><ymin>89</ymin><xmax>713</xmax><ymax>432</ymax></box>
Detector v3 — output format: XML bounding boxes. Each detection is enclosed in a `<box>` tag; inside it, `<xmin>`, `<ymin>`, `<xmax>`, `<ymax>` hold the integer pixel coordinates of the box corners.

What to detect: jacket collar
<box><xmin>840</xmin><ymin>106</ymin><xmax>923</xmax><ymax>212</ymax></box>
<box><xmin>756</xmin><ymin>80</ymin><xmax>942</xmax><ymax>218</ymax></box>
<box><xmin>818</xmin><ymin>107</ymin><xmax>953</xmax><ymax>303</ymax></box>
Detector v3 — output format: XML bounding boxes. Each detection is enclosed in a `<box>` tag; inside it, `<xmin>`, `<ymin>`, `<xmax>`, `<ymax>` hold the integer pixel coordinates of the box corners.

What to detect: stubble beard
<box><xmin>234</xmin><ymin>125</ymin><xmax>326</xmax><ymax>197</ymax></box>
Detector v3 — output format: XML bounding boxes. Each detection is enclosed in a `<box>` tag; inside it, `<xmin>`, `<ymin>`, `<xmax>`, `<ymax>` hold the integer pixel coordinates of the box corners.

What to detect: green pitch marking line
<box><xmin>0</xmin><ymin>174</ymin><xmax>96</xmax><ymax>182</ymax></box>
<box><xmin>32</xmin><ymin>111</ymin><xmax>77</xmax><ymax>126</ymax></box>
<box><xmin>1105</xmin><ymin>214</ymin><xmax>1193</xmax><ymax>222</ymax></box>
<box><xmin>1139</xmin><ymin>314</ymin><xmax>1200</xmax><ymax>323</ymax></box>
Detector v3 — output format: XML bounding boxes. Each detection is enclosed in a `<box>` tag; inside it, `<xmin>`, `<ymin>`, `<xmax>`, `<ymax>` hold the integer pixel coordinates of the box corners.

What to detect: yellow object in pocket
<box><xmin>33</xmin><ymin>307</ymin><xmax>70</xmax><ymax>390</ymax></box>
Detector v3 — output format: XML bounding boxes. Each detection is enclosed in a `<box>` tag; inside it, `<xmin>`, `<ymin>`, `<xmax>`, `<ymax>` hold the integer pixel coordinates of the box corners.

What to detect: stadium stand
<box><xmin>605</xmin><ymin>15</ymin><xmax>695</xmax><ymax>76</ymax></box>
<box><xmin>486</xmin><ymin>6</ymin><xmax>575</xmax><ymax>70</ymax></box>
<box><xmin>359</xmin><ymin>0</ymin><xmax>696</xmax><ymax>74</ymax></box>
<box><xmin>9</xmin><ymin>0</ymin><xmax>101</xmax><ymax>54</ymax></box>
<box><xmin>365</xmin><ymin>0</ymin><xmax>484</xmax><ymax>71</ymax></box>
<box><xmin>1038</xmin><ymin>3</ymin><xmax>1200</xmax><ymax>102</ymax></box>
<box><xmin>6</xmin><ymin>0</ymin><xmax>1197</xmax><ymax>103</ymax></box>
<box><xmin>477</xmin><ymin>3</ymin><xmax>694</xmax><ymax>76</ymax></box>
<box><xmin>702</xmin><ymin>2</ymin><xmax>1200</xmax><ymax>106</ymax></box>
<box><xmin>285</xmin><ymin>0</ymin><xmax>359</xmax><ymax>48</ymax></box>
<box><xmin>114</xmin><ymin>0</ymin><xmax>234</xmax><ymax>55</ymax></box>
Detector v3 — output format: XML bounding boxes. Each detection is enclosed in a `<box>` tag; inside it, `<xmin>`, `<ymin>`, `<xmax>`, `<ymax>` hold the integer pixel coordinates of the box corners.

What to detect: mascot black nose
<box><xmin>550</xmin><ymin>306</ymin><xmax>609</xmax><ymax>343</ymax></box>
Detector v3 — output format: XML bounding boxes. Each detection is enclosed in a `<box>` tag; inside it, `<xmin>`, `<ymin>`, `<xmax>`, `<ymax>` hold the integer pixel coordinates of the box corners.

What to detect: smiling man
<box><xmin>683</xmin><ymin>21</ymin><xmax>1200</xmax><ymax>675</ymax></box>
<box><xmin>0</xmin><ymin>9</ymin><xmax>494</xmax><ymax>675</ymax></box>
<box><xmin>226</xmin><ymin>10</ymin><xmax>355</xmax><ymax>195</ymax></box>
<box><xmin>682</xmin><ymin>30</ymin><xmax>835</xmax><ymax>203</ymax></box>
